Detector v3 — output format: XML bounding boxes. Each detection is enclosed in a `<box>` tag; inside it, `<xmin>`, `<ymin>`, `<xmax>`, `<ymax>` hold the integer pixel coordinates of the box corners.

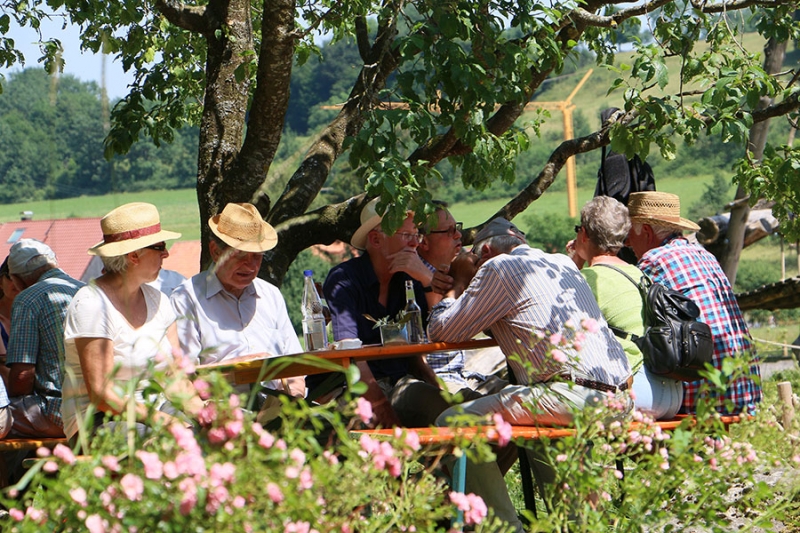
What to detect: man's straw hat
<box><xmin>209</xmin><ymin>203</ymin><xmax>278</xmax><ymax>253</ymax></box>
<box><xmin>351</xmin><ymin>198</ymin><xmax>384</xmax><ymax>250</ymax></box>
<box><xmin>628</xmin><ymin>192</ymin><xmax>700</xmax><ymax>232</ymax></box>
<box><xmin>88</xmin><ymin>203</ymin><xmax>181</xmax><ymax>257</ymax></box>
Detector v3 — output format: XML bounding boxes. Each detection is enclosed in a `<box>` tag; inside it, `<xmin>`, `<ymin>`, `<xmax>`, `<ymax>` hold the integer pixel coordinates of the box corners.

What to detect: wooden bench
<box><xmin>0</xmin><ymin>437</ymin><xmax>69</xmax><ymax>488</ymax></box>
<box><xmin>352</xmin><ymin>414</ymin><xmax>741</xmax><ymax>522</ymax></box>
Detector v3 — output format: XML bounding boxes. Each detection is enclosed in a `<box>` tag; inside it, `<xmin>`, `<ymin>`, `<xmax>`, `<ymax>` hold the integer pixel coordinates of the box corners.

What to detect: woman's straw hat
<box><xmin>351</xmin><ymin>198</ymin><xmax>384</xmax><ymax>250</ymax></box>
<box><xmin>88</xmin><ymin>203</ymin><xmax>181</xmax><ymax>257</ymax></box>
<box><xmin>628</xmin><ymin>192</ymin><xmax>700</xmax><ymax>232</ymax></box>
<box><xmin>209</xmin><ymin>203</ymin><xmax>278</xmax><ymax>253</ymax></box>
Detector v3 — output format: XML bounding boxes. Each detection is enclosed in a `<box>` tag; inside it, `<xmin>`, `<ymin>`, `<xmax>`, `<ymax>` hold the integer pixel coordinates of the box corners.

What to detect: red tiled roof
<box><xmin>0</xmin><ymin>218</ymin><xmax>103</xmax><ymax>281</ymax></box>
<box><xmin>163</xmin><ymin>240</ymin><xmax>201</xmax><ymax>279</ymax></box>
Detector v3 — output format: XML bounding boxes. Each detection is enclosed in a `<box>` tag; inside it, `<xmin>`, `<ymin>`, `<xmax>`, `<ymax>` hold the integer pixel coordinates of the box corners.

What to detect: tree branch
<box><xmin>690</xmin><ymin>0</ymin><xmax>785</xmax><ymax>13</ymax></box>
<box><xmin>154</xmin><ymin>0</ymin><xmax>209</xmax><ymax>33</ymax></box>
<box><xmin>235</xmin><ymin>0</ymin><xmax>295</xmax><ymax>214</ymax></box>
<box><xmin>571</xmin><ymin>0</ymin><xmax>674</xmax><ymax>28</ymax></box>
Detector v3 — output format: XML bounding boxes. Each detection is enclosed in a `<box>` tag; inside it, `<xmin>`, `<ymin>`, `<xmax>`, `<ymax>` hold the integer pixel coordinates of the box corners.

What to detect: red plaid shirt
<box><xmin>638</xmin><ymin>237</ymin><xmax>761</xmax><ymax>415</ymax></box>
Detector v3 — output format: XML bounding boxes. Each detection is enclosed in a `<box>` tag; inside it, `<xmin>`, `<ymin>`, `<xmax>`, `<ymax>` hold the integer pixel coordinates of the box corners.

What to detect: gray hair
<box><xmin>474</xmin><ymin>234</ymin><xmax>525</xmax><ymax>258</ymax></box>
<box><xmin>631</xmin><ymin>222</ymin><xmax>677</xmax><ymax>241</ymax></box>
<box><xmin>14</xmin><ymin>261</ymin><xmax>57</xmax><ymax>286</ymax></box>
<box><xmin>581</xmin><ymin>196</ymin><xmax>630</xmax><ymax>254</ymax></box>
<box><xmin>101</xmin><ymin>254</ymin><xmax>129</xmax><ymax>274</ymax></box>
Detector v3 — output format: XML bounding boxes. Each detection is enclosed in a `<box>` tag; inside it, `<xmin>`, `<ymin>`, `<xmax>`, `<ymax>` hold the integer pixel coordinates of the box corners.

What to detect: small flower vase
<box><xmin>380</xmin><ymin>323</ymin><xmax>409</xmax><ymax>346</ymax></box>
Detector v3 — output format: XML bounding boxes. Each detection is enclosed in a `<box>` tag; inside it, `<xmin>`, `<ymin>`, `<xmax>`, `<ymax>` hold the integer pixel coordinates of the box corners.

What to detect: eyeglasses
<box><xmin>428</xmin><ymin>222</ymin><xmax>463</xmax><ymax>236</ymax></box>
<box><xmin>145</xmin><ymin>243</ymin><xmax>167</xmax><ymax>252</ymax></box>
<box><xmin>574</xmin><ymin>225</ymin><xmax>582</xmax><ymax>234</ymax></box>
<box><xmin>394</xmin><ymin>232</ymin><xmax>424</xmax><ymax>244</ymax></box>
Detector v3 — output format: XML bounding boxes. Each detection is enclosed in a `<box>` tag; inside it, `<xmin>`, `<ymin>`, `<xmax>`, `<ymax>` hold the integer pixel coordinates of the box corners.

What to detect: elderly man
<box><xmin>625</xmin><ymin>191</ymin><xmax>761</xmax><ymax>414</ymax></box>
<box><xmin>170</xmin><ymin>203</ymin><xmax>304</xmax><ymax>397</ymax></box>
<box><xmin>320</xmin><ymin>198</ymin><xmax>449</xmax><ymax>427</ymax></box>
<box><xmin>428</xmin><ymin>217</ymin><xmax>632</xmax><ymax>531</ymax></box>
<box><xmin>5</xmin><ymin>239</ymin><xmax>84</xmax><ymax>437</ymax></box>
<box><xmin>418</xmin><ymin>202</ymin><xmax>505</xmax><ymax>397</ymax></box>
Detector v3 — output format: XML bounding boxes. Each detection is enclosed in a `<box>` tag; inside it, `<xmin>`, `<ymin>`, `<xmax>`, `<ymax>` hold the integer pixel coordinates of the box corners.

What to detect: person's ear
<box><xmin>366</xmin><ymin>229</ymin><xmax>382</xmax><ymax>248</ymax></box>
<box><xmin>128</xmin><ymin>251</ymin><xmax>141</xmax><ymax>267</ymax></box>
<box><xmin>209</xmin><ymin>240</ymin><xmax>222</xmax><ymax>262</ymax></box>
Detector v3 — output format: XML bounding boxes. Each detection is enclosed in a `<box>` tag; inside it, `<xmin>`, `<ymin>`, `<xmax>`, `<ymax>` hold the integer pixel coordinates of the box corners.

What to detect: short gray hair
<box><xmin>581</xmin><ymin>196</ymin><xmax>630</xmax><ymax>254</ymax></box>
<box><xmin>474</xmin><ymin>234</ymin><xmax>524</xmax><ymax>258</ymax></box>
<box><xmin>101</xmin><ymin>254</ymin><xmax>129</xmax><ymax>274</ymax></box>
<box><xmin>631</xmin><ymin>222</ymin><xmax>677</xmax><ymax>241</ymax></box>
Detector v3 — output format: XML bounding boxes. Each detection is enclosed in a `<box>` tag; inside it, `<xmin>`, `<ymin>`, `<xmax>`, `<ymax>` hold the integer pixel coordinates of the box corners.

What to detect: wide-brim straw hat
<box><xmin>351</xmin><ymin>198</ymin><xmax>384</xmax><ymax>250</ymax></box>
<box><xmin>628</xmin><ymin>192</ymin><xmax>700</xmax><ymax>232</ymax></box>
<box><xmin>209</xmin><ymin>203</ymin><xmax>278</xmax><ymax>253</ymax></box>
<box><xmin>88</xmin><ymin>203</ymin><xmax>181</xmax><ymax>257</ymax></box>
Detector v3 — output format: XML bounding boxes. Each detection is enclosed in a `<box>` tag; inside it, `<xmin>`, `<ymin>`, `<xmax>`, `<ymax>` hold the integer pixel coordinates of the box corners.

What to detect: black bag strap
<box><xmin>592</xmin><ymin>263</ymin><xmax>649</xmax><ymax>341</ymax></box>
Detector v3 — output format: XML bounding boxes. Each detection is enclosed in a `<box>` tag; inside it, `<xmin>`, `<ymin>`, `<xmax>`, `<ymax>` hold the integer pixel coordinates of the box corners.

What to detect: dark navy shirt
<box><xmin>319</xmin><ymin>252</ymin><xmax>428</xmax><ymax>383</ymax></box>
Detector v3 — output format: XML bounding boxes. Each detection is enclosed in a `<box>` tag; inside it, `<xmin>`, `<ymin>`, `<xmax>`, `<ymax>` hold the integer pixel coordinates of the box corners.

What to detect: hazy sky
<box><xmin>1</xmin><ymin>17</ymin><xmax>134</xmax><ymax>100</ymax></box>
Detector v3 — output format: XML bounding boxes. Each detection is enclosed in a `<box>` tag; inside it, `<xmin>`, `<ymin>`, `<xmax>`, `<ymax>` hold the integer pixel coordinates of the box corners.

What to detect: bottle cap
<box><xmin>304</xmin><ymin>270</ymin><xmax>313</xmax><ymax>276</ymax></box>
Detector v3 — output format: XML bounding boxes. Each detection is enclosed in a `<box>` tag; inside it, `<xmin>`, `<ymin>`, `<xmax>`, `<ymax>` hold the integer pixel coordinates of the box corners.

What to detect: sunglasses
<box><xmin>145</xmin><ymin>243</ymin><xmax>167</xmax><ymax>252</ymax></box>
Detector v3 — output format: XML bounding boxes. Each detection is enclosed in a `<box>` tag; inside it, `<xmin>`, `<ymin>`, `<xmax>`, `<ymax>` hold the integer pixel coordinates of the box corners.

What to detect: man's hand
<box><xmin>430</xmin><ymin>269</ymin><xmax>454</xmax><ymax>295</ymax></box>
<box><xmin>387</xmin><ymin>249</ymin><xmax>433</xmax><ymax>286</ymax></box>
<box><xmin>447</xmin><ymin>252</ymin><xmax>479</xmax><ymax>297</ymax></box>
<box><xmin>370</xmin><ymin>396</ymin><xmax>402</xmax><ymax>428</ymax></box>
<box><xmin>565</xmin><ymin>239</ymin><xmax>585</xmax><ymax>269</ymax></box>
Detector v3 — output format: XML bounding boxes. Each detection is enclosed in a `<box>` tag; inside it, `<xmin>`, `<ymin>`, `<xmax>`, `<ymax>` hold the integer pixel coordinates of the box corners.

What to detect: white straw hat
<box><xmin>628</xmin><ymin>192</ymin><xmax>700</xmax><ymax>232</ymax></box>
<box><xmin>350</xmin><ymin>198</ymin><xmax>384</xmax><ymax>250</ymax></box>
<box><xmin>88</xmin><ymin>203</ymin><xmax>181</xmax><ymax>257</ymax></box>
<box><xmin>209</xmin><ymin>203</ymin><xmax>278</xmax><ymax>253</ymax></box>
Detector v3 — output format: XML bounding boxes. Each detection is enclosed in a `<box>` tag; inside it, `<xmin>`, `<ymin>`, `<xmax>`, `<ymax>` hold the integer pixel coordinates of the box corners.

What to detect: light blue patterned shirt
<box><xmin>6</xmin><ymin>268</ymin><xmax>84</xmax><ymax>427</ymax></box>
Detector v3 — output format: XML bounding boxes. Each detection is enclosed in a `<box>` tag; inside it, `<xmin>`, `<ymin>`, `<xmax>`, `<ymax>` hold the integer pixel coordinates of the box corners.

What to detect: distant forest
<box><xmin>1</xmin><ymin>34</ymin><xmax>790</xmax><ymax>206</ymax></box>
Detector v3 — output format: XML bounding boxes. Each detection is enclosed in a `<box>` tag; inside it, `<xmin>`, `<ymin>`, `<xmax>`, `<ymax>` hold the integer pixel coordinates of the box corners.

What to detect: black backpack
<box><xmin>594</xmin><ymin>146</ymin><xmax>656</xmax><ymax>206</ymax></box>
<box><xmin>596</xmin><ymin>264</ymin><xmax>714</xmax><ymax>382</ymax></box>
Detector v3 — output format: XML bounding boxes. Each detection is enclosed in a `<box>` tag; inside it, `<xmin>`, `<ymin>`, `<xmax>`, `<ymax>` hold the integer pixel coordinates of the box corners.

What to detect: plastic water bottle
<box><xmin>302</xmin><ymin>270</ymin><xmax>328</xmax><ymax>351</ymax></box>
<box><xmin>403</xmin><ymin>280</ymin><xmax>426</xmax><ymax>344</ymax></box>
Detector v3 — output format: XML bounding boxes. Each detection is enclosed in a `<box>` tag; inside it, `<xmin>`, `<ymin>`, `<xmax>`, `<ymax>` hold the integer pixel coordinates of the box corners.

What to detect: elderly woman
<box><xmin>567</xmin><ymin>196</ymin><xmax>682</xmax><ymax>419</ymax></box>
<box><xmin>62</xmin><ymin>203</ymin><xmax>201</xmax><ymax>441</ymax></box>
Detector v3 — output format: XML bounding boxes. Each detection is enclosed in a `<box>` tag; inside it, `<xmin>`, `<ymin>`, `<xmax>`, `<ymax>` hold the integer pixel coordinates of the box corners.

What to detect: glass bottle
<box><xmin>302</xmin><ymin>270</ymin><xmax>328</xmax><ymax>351</ymax></box>
<box><xmin>403</xmin><ymin>280</ymin><xmax>427</xmax><ymax>344</ymax></box>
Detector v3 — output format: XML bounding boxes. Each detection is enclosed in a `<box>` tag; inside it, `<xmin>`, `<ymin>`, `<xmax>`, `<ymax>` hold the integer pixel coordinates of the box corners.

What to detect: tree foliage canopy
<box><xmin>2</xmin><ymin>0</ymin><xmax>800</xmax><ymax>284</ymax></box>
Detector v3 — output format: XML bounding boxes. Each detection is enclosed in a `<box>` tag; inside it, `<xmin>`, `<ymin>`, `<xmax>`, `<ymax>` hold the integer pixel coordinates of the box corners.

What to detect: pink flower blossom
<box><xmin>25</xmin><ymin>506</ymin><xmax>45</xmax><ymax>522</ymax></box>
<box><xmin>36</xmin><ymin>447</ymin><xmax>51</xmax><ymax>458</ymax></box>
<box><xmin>174</xmin><ymin>451</ymin><xmax>207</xmax><ymax>477</ymax></box>
<box><xmin>258</xmin><ymin>431</ymin><xmax>276</xmax><ymax>449</ymax></box>
<box><xmin>53</xmin><ymin>443</ymin><xmax>76</xmax><ymax>464</ymax></box>
<box><xmin>290</xmin><ymin>448</ymin><xmax>306</xmax><ymax>466</ymax></box>
<box><xmin>225</xmin><ymin>419</ymin><xmax>243</xmax><ymax>438</ymax></box>
<box><xmin>208</xmin><ymin>427</ymin><xmax>228</xmax><ymax>444</ymax></box>
<box><xmin>285</xmin><ymin>466</ymin><xmax>300</xmax><ymax>479</ymax></box>
<box><xmin>136</xmin><ymin>450</ymin><xmax>164</xmax><ymax>480</ymax></box>
<box><xmin>267</xmin><ymin>482</ymin><xmax>284</xmax><ymax>503</ymax></box>
<box><xmin>179</xmin><ymin>478</ymin><xmax>198</xmax><ymax>516</ymax></box>
<box><xmin>86</xmin><ymin>514</ymin><xmax>106</xmax><ymax>533</ymax></box>
<box><xmin>275</xmin><ymin>439</ymin><xmax>287</xmax><ymax>450</ymax></box>
<box><xmin>233</xmin><ymin>496</ymin><xmax>246</xmax><ymax>509</ymax></box>
<box><xmin>163</xmin><ymin>461</ymin><xmax>179</xmax><ymax>479</ymax></box>
<box><xmin>229</xmin><ymin>394</ymin><xmax>241</xmax><ymax>409</ymax></box>
<box><xmin>355</xmin><ymin>397</ymin><xmax>373</xmax><ymax>424</ymax></box>
<box><xmin>43</xmin><ymin>460</ymin><xmax>58</xmax><ymax>473</ymax></box>
<box><xmin>102</xmin><ymin>455</ymin><xmax>121</xmax><ymax>472</ymax></box>
<box><xmin>210</xmin><ymin>462</ymin><xmax>236</xmax><ymax>485</ymax></box>
<box><xmin>172</xmin><ymin>348</ymin><xmax>196</xmax><ymax>374</ymax></box>
<box><xmin>551</xmin><ymin>349</ymin><xmax>568</xmax><ymax>363</ymax></box>
<box><xmin>323</xmin><ymin>450</ymin><xmax>339</xmax><ymax>465</ymax></box>
<box><xmin>70</xmin><ymin>487</ymin><xmax>88</xmax><ymax>507</ymax></box>
<box><xmin>581</xmin><ymin>318</ymin><xmax>600</xmax><ymax>334</ymax></box>
<box><xmin>193</xmin><ymin>379</ymin><xmax>211</xmax><ymax>399</ymax></box>
<box><xmin>197</xmin><ymin>403</ymin><xmax>217</xmax><ymax>426</ymax></box>
<box><xmin>491</xmin><ymin>413</ymin><xmax>512</xmax><ymax>447</ymax></box>
<box><xmin>555</xmin><ymin>454</ymin><xmax>568</xmax><ymax>462</ymax></box>
<box><xmin>299</xmin><ymin>467</ymin><xmax>314</xmax><ymax>490</ymax></box>
<box><xmin>449</xmin><ymin>492</ymin><xmax>488</xmax><ymax>526</ymax></box>
<box><xmin>94</xmin><ymin>466</ymin><xmax>106</xmax><ymax>478</ymax></box>
<box><xmin>120</xmin><ymin>473</ymin><xmax>144</xmax><ymax>501</ymax></box>
<box><xmin>8</xmin><ymin>509</ymin><xmax>23</xmax><ymax>521</ymax></box>
<box><xmin>549</xmin><ymin>332</ymin><xmax>563</xmax><ymax>345</ymax></box>
<box><xmin>206</xmin><ymin>485</ymin><xmax>229</xmax><ymax>513</ymax></box>
<box><xmin>404</xmin><ymin>430</ymin><xmax>421</xmax><ymax>452</ymax></box>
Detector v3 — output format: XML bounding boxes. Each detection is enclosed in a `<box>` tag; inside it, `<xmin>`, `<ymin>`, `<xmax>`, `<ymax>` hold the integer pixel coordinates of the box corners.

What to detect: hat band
<box><xmin>103</xmin><ymin>223</ymin><xmax>161</xmax><ymax>244</ymax></box>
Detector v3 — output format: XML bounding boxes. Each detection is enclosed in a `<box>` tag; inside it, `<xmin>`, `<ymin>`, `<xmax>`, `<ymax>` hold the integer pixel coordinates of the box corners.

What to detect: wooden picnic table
<box><xmin>196</xmin><ymin>338</ymin><xmax>498</xmax><ymax>385</ymax></box>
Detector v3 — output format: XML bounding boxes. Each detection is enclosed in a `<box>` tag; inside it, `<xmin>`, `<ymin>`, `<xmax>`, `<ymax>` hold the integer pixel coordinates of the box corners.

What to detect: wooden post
<box><xmin>777</xmin><ymin>381</ymin><xmax>795</xmax><ymax>431</ymax></box>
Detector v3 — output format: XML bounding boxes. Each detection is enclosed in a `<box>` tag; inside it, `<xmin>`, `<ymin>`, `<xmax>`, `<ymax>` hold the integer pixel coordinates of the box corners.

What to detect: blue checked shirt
<box><xmin>6</xmin><ymin>268</ymin><xmax>84</xmax><ymax>427</ymax></box>
<box><xmin>638</xmin><ymin>236</ymin><xmax>761</xmax><ymax>415</ymax></box>
<box><xmin>428</xmin><ymin>245</ymin><xmax>630</xmax><ymax>387</ymax></box>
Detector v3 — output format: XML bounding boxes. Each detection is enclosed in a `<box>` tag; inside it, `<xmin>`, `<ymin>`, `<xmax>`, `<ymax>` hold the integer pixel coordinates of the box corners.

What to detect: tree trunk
<box><xmin>717</xmin><ymin>37</ymin><xmax>787</xmax><ymax>283</ymax></box>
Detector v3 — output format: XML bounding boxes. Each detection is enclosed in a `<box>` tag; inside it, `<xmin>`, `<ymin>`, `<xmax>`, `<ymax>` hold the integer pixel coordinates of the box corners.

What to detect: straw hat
<box><xmin>209</xmin><ymin>203</ymin><xmax>278</xmax><ymax>253</ymax></box>
<box><xmin>628</xmin><ymin>192</ymin><xmax>700</xmax><ymax>232</ymax></box>
<box><xmin>89</xmin><ymin>203</ymin><xmax>181</xmax><ymax>257</ymax></box>
<box><xmin>350</xmin><ymin>198</ymin><xmax>384</xmax><ymax>250</ymax></box>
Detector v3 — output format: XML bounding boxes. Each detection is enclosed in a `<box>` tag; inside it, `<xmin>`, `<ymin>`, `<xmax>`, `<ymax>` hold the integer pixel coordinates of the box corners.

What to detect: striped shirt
<box><xmin>428</xmin><ymin>245</ymin><xmax>630</xmax><ymax>387</ymax></box>
<box><xmin>6</xmin><ymin>268</ymin><xmax>84</xmax><ymax>427</ymax></box>
<box><xmin>638</xmin><ymin>236</ymin><xmax>762</xmax><ymax>414</ymax></box>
